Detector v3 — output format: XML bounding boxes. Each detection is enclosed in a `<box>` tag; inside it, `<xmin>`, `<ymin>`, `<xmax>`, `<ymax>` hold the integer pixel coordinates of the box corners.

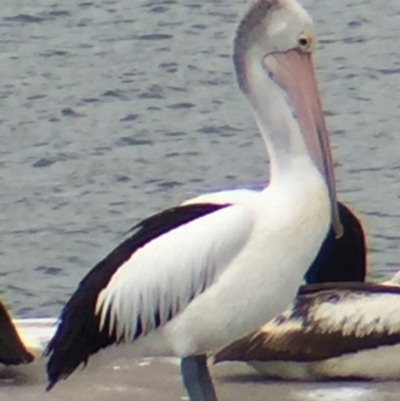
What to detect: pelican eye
<box><xmin>298</xmin><ymin>33</ymin><xmax>312</xmax><ymax>52</ymax></box>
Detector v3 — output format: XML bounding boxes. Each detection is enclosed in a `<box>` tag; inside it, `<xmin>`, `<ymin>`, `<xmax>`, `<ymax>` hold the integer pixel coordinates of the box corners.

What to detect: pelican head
<box><xmin>234</xmin><ymin>0</ymin><xmax>343</xmax><ymax>237</ymax></box>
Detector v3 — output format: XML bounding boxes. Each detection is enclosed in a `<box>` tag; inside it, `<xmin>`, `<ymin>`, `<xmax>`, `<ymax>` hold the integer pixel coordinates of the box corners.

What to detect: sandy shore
<box><xmin>0</xmin><ymin>353</ymin><xmax>398</xmax><ymax>401</ymax></box>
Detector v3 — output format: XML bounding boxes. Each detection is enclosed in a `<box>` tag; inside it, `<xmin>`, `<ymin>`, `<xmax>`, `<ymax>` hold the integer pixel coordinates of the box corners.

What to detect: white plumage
<box><xmin>308</xmin><ymin>290</ymin><xmax>400</xmax><ymax>337</ymax></box>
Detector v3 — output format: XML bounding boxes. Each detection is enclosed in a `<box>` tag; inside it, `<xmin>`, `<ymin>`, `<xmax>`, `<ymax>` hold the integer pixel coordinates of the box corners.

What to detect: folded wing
<box><xmin>46</xmin><ymin>202</ymin><xmax>254</xmax><ymax>387</ymax></box>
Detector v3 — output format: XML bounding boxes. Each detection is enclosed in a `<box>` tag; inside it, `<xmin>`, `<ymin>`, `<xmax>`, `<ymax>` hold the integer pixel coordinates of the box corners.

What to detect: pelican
<box><xmin>214</xmin><ymin>271</ymin><xmax>400</xmax><ymax>380</ymax></box>
<box><xmin>0</xmin><ymin>299</ymin><xmax>33</xmax><ymax>366</ymax></box>
<box><xmin>45</xmin><ymin>0</ymin><xmax>341</xmax><ymax>399</ymax></box>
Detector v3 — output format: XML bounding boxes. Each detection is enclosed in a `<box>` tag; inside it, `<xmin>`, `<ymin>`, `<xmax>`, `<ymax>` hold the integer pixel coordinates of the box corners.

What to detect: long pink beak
<box><xmin>264</xmin><ymin>49</ymin><xmax>343</xmax><ymax>238</ymax></box>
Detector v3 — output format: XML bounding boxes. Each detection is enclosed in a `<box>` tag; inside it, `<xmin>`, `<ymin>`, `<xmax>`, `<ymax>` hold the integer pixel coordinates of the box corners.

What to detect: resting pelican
<box><xmin>0</xmin><ymin>299</ymin><xmax>33</xmax><ymax>366</ymax></box>
<box><xmin>214</xmin><ymin>272</ymin><xmax>400</xmax><ymax>381</ymax></box>
<box><xmin>45</xmin><ymin>0</ymin><xmax>341</xmax><ymax>399</ymax></box>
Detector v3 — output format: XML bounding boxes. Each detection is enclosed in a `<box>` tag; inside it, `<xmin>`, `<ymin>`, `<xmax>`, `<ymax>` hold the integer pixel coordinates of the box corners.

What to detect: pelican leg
<box><xmin>180</xmin><ymin>355</ymin><xmax>218</xmax><ymax>401</ymax></box>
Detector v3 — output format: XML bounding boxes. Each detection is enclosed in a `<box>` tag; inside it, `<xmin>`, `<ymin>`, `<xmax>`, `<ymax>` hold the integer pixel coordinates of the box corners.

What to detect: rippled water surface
<box><xmin>0</xmin><ymin>0</ymin><xmax>399</xmax><ymax>318</ymax></box>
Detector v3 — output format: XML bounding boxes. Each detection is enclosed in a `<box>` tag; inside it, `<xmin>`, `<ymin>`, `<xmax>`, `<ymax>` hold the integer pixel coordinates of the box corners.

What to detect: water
<box><xmin>0</xmin><ymin>0</ymin><xmax>400</xmax><ymax>316</ymax></box>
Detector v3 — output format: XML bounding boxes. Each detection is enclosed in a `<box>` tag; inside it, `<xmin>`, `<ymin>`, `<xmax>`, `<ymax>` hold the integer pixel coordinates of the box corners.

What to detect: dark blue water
<box><xmin>0</xmin><ymin>0</ymin><xmax>399</xmax><ymax>317</ymax></box>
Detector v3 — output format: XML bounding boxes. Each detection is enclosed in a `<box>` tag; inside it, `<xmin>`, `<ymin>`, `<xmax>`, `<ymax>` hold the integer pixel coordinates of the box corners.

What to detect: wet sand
<box><xmin>0</xmin><ymin>354</ymin><xmax>398</xmax><ymax>401</ymax></box>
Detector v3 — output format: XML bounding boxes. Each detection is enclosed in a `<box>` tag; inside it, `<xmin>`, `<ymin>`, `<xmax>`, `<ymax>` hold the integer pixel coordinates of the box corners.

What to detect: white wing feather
<box><xmin>96</xmin><ymin>204</ymin><xmax>254</xmax><ymax>341</ymax></box>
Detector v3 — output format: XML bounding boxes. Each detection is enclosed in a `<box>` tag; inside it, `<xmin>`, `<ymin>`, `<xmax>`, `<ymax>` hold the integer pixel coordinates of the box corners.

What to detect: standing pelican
<box><xmin>45</xmin><ymin>0</ymin><xmax>341</xmax><ymax>400</ymax></box>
